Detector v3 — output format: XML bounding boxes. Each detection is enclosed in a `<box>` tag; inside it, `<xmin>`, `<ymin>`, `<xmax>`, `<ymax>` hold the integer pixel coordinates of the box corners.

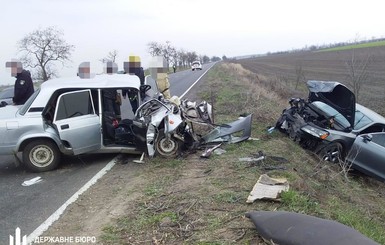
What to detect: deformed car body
<box><xmin>276</xmin><ymin>80</ymin><xmax>385</xmax><ymax>181</ymax></box>
<box><xmin>0</xmin><ymin>72</ymin><xmax>252</xmax><ymax>172</ymax></box>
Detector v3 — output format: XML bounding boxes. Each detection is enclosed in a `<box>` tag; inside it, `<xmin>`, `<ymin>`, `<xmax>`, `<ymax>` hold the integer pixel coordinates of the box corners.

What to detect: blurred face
<box><xmin>6</xmin><ymin>61</ymin><xmax>23</xmax><ymax>77</ymax></box>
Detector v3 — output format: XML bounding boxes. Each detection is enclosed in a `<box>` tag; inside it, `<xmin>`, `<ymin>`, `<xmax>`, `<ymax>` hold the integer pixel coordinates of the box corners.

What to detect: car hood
<box><xmin>0</xmin><ymin>105</ymin><xmax>20</xmax><ymax>119</ymax></box>
<box><xmin>307</xmin><ymin>80</ymin><xmax>355</xmax><ymax>127</ymax></box>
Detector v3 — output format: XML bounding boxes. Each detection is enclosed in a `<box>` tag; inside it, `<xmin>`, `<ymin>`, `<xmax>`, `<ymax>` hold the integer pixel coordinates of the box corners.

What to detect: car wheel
<box><xmin>318</xmin><ymin>142</ymin><xmax>343</xmax><ymax>163</ymax></box>
<box><xmin>23</xmin><ymin>139</ymin><xmax>61</xmax><ymax>172</ymax></box>
<box><xmin>155</xmin><ymin>130</ymin><xmax>180</xmax><ymax>157</ymax></box>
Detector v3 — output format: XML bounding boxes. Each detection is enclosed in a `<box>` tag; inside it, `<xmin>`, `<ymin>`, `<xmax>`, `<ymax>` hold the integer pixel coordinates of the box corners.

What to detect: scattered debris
<box><xmin>200</xmin><ymin>143</ymin><xmax>222</xmax><ymax>158</ymax></box>
<box><xmin>238</xmin><ymin>156</ymin><xmax>265</xmax><ymax>162</ymax></box>
<box><xmin>246</xmin><ymin>174</ymin><xmax>289</xmax><ymax>203</ymax></box>
<box><xmin>246</xmin><ymin>211</ymin><xmax>380</xmax><ymax>245</ymax></box>
<box><xmin>248</xmin><ymin>137</ymin><xmax>260</xmax><ymax>141</ymax></box>
<box><xmin>267</xmin><ymin>126</ymin><xmax>275</xmax><ymax>134</ymax></box>
<box><xmin>22</xmin><ymin>176</ymin><xmax>42</xmax><ymax>186</ymax></box>
<box><xmin>133</xmin><ymin>152</ymin><xmax>145</xmax><ymax>164</ymax></box>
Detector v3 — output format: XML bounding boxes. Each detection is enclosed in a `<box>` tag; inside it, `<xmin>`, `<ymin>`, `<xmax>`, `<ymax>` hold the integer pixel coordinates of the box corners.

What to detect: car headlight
<box><xmin>301</xmin><ymin>125</ymin><xmax>329</xmax><ymax>140</ymax></box>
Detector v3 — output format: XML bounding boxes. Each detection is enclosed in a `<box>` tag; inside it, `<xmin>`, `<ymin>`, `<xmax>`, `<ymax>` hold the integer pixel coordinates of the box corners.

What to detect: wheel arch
<box><xmin>18</xmin><ymin>137</ymin><xmax>60</xmax><ymax>153</ymax></box>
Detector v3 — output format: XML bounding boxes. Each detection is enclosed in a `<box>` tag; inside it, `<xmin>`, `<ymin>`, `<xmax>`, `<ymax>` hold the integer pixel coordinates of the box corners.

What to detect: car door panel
<box><xmin>349</xmin><ymin>133</ymin><xmax>385</xmax><ymax>181</ymax></box>
<box><xmin>53</xmin><ymin>90</ymin><xmax>101</xmax><ymax>155</ymax></box>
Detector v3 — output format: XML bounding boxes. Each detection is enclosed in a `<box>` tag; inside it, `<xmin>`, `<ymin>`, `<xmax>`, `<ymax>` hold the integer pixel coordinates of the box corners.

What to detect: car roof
<box><xmin>30</xmin><ymin>74</ymin><xmax>141</xmax><ymax>108</ymax></box>
<box><xmin>41</xmin><ymin>74</ymin><xmax>140</xmax><ymax>90</ymax></box>
<box><xmin>356</xmin><ymin>104</ymin><xmax>385</xmax><ymax>124</ymax></box>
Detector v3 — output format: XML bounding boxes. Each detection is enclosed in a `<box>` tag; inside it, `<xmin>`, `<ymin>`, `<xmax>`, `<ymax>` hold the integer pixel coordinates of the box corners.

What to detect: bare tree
<box><xmin>187</xmin><ymin>51</ymin><xmax>198</xmax><ymax>65</ymax></box>
<box><xmin>295</xmin><ymin>63</ymin><xmax>306</xmax><ymax>90</ymax></box>
<box><xmin>202</xmin><ymin>55</ymin><xmax>210</xmax><ymax>64</ymax></box>
<box><xmin>178</xmin><ymin>49</ymin><xmax>189</xmax><ymax>67</ymax></box>
<box><xmin>147</xmin><ymin>41</ymin><xmax>163</xmax><ymax>56</ymax></box>
<box><xmin>18</xmin><ymin>26</ymin><xmax>75</xmax><ymax>81</ymax></box>
<box><xmin>100</xmin><ymin>50</ymin><xmax>118</xmax><ymax>63</ymax></box>
<box><xmin>345</xmin><ymin>51</ymin><xmax>371</xmax><ymax>102</ymax></box>
<box><xmin>162</xmin><ymin>41</ymin><xmax>175</xmax><ymax>69</ymax></box>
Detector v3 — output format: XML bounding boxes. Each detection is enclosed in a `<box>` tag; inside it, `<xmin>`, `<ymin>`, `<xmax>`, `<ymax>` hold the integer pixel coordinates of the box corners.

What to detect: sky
<box><xmin>1</xmin><ymin>0</ymin><xmax>384</xmax><ymax>86</ymax></box>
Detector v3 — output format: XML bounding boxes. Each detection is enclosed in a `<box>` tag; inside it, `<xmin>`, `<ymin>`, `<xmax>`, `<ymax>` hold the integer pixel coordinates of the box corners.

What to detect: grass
<box><xmin>318</xmin><ymin>40</ymin><xmax>385</xmax><ymax>52</ymax></box>
<box><xmin>100</xmin><ymin>62</ymin><xmax>385</xmax><ymax>244</ymax></box>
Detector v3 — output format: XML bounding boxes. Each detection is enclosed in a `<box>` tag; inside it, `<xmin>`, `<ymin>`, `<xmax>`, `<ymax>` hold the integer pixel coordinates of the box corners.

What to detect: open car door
<box><xmin>53</xmin><ymin>90</ymin><xmax>101</xmax><ymax>155</ymax></box>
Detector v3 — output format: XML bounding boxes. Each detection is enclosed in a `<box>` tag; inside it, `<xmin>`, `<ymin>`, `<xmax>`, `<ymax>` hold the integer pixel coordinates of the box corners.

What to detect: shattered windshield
<box><xmin>311</xmin><ymin>101</ymin><xmax>350</xmax><ymax>128</ymax></box>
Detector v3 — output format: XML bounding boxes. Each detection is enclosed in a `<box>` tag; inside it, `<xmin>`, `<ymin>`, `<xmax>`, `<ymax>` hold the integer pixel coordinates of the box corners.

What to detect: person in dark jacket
<box><xmin>13</xmin><ymin>69</ymin><xmax>34</xmax><ymax>105</ymax></box>
<box><xmin>123</xmin><ymin>56</ymin><xmax>145</xmax><ymax>113</ymax></box>
<box><xmin>6</xmin><ymin>61</ymin><xmax>34</xmax><ymax>105</ymax></box>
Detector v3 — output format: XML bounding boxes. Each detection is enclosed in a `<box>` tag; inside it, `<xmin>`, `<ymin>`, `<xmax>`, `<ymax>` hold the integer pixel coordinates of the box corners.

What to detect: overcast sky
<box><xmin>1</xmin><ymin>0</ymin><xmax>384</xmax><ymax>86</ymax></box>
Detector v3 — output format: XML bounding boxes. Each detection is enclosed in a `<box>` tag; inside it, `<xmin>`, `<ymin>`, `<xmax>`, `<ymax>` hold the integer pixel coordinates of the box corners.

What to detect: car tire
<box><xmin>318</xmin><ymin>142</ymin><xmax>344</xmax><ymax>163</ymax></box>
<box><xmin>155</xmin><ymin>129</ymin><xmax>180</xmax><ymax>157</ymax></box>
<box><xmin>23</xmin><ymin>139</ymin><xmax>61</xmax><ymax>172</ymax></box>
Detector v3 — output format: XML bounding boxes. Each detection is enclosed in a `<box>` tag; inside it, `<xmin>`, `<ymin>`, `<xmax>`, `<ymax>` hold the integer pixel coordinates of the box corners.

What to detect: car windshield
<box><xmin>0</xmin><ymin>88</ymin><xmax>13</xmax><ymax>99</ymax></box>
<box><xmin>354</xmin><ymin>111</ymin><xmax>373</xmax><ymax>130</ymax></box>
<box><xmin>192</xmin><ymin>61</ymin><xmax>200</xmax><ymax>65</ymax></box>
<box><xmin>311</xmin><ymin>101</ymin><xmax>351</xmax><ymax>128</ymax></box>
<box><xmin>19</xmin><ymin>88</ymin><xmax>40</xmax><ymax>115</ymax></box>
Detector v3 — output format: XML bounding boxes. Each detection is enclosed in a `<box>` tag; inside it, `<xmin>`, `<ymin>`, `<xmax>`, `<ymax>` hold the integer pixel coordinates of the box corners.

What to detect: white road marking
<box><xmin>27</xmin><ymin>158</ymin><xmax>116</xmax><ymax>244</ymax></box>
<box><xmin>180</xmin><ymin>63</ymin><xmax>217</xmax><ymax>99</ymax></box>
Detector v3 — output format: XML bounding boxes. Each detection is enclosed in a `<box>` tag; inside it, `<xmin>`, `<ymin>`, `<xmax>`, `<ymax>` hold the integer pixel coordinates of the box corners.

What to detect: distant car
<box><xmin>0</xmin><ymin>87</ymin><xmax>14</xmax><ymax>107</ymax></box>
<box><xmin>276</xmin><ymin>80</ymin><xmax>385</xmax><ymax>181</ymax></box>
<box><xmin>191</xmin><ymin>61</ymin><xmax>202</xmax><ymax>71</ymax></box>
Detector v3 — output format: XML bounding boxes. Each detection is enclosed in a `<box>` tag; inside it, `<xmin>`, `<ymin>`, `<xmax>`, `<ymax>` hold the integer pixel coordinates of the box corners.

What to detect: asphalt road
<box><xmin>0</xmin><ymin>62</ymin><xmax>216</xmax><ymax>244</ymax></box>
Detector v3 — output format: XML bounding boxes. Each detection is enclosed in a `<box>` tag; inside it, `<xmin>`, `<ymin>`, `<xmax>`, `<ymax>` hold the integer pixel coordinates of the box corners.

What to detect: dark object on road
<box><xmin>276</xmin><ymin>80</ymin><xmax>385</xmax><ymax>181</ymax></box>
<box><xmin>246</xmin><ymin>211</ymin><xmax>379</xmax><ymax>245</ymax></box>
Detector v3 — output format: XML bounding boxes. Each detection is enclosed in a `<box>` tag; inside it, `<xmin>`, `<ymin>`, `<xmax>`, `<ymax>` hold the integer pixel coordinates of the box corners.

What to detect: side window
<box><xmin>371</xmin><ymin>133</ymin><xmax>385</xmax><ymax>148</ymax></box>
<box><xmin>55</xmin><ymin>90</ymin><xmax>95</xmax><ymax>121</ymax></box>
<box><xmin>360</xmin><ymin>124</ymin><xmax>385</xmax><ymax>135</ymax></box>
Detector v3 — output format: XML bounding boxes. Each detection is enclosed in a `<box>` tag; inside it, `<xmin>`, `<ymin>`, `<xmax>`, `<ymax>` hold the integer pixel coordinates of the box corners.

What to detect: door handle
<box><xmin>61</xmin><ymin>124</ymin><xmax>69</xmax><ymax>130</ymax></box>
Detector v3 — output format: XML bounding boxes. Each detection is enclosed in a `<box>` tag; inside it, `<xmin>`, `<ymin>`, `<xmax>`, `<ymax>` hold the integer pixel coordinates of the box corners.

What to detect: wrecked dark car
<box><xmin>276</xmin><ymin>80</ymin><xmax>385</xmax><ymax>176</ymax></box>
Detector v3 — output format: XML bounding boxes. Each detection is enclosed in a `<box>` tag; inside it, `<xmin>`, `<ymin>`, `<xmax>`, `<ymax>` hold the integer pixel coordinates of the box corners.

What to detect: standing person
<box><xmin>123</xmin><ymin>56</ymin><xmax>145</xmax><ymax>113</ymax></box>
<box><xmin>5</xmin><ymin>61</ymin><xmax>34</xmax><ymax>105</ymax></box>
<box><xmin>173</xmin><ymin>64</ymin><xmax>176</xmax><ymax>73</ymax></box>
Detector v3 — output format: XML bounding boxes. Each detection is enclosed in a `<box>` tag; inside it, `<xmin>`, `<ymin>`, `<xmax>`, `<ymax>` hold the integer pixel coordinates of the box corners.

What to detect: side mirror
<box><xmin>362</xmin><ymin>134</ymin><xmax>373</xmax><ymax>143</ymax></box>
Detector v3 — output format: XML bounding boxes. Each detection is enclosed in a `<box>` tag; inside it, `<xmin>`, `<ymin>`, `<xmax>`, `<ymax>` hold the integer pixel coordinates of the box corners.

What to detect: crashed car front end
<box><xmin>133</xmin><ymin>97</ymin><xmax>253</xmax><ymax>157</ymax></box>
<box><xmin>276</xmin><ymin>80</ymin><xmax>356</xmax><ymax>158</ymax></box>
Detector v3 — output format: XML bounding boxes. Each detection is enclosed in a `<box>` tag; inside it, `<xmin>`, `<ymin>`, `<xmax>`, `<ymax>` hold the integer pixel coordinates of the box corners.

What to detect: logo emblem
<box><xmin>9</xmin><ymin>227</ymin><xmax>27</xmax><ymax>245</ymax></box>
<box><xmin>20</xmin><ymin>80</ymin><xmax>25</xmax><ymax>85</ymax></box>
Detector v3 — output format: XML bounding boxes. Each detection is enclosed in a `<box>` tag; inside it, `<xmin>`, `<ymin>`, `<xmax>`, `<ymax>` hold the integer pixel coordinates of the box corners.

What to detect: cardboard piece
<box><xmin>246</xmin><ymin>174</ymin><xmax>289</xmax><ymax>203</ymax></box>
